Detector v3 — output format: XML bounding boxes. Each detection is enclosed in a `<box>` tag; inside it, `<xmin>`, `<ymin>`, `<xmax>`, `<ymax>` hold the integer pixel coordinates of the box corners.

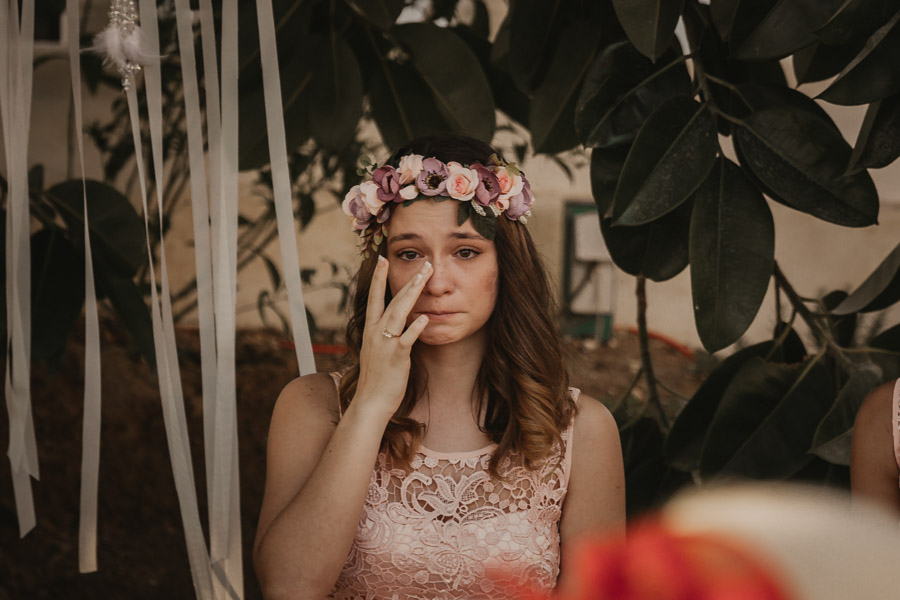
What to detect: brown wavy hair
<box><xmin>338</xmin><ymin>134</ymin><xmax>574</xmax><ymax>477</ymax></box>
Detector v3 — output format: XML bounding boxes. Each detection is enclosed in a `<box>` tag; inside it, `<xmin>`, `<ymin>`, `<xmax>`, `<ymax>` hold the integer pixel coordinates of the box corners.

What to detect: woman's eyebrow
<box><xmin>387</xmin><ymin>232</ymin><xmax>421</xmax><ymax>244</ymax></box>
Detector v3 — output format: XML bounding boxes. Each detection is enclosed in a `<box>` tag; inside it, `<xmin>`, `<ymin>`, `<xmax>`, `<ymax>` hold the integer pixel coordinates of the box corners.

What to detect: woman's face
<box><xmin>385</xmin><ymin>199</ymin><xmax>499</xmax><ymax>346</ymax></box>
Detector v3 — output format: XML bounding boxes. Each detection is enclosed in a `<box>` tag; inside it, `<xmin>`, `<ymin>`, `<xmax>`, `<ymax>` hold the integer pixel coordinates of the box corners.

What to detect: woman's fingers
<box><xmin>398</xmin><ymin>314</ymin><xmax>429</xmax><ymax>347</ymax></box>
<box><xmin>382</xmin><ymin>261</ymin><xmax>432</xmax><ymax>335</ymax></box>
<box><xmin>366</xmin><ymin>255</ymin><xmax>388</xmax><ymax>325</ymax></box>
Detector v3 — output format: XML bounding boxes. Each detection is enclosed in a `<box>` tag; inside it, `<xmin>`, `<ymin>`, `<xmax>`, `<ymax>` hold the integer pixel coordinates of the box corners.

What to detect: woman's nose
<box><xmin>423</xmin><ymin>260</ymin><xmax>453</xmax><ymax>296</ymax></box>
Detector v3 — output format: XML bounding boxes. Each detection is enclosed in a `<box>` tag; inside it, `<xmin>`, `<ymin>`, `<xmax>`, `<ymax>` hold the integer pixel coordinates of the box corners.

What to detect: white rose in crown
<box><xmin>445</xmin><ymin>162</ymin><xmax>480</xmax><ymax>201</ymax></box>
<box><xmin>397</xmin><ymin>154</ymin><xmax>424</xmax><ymax>185</ymax></box>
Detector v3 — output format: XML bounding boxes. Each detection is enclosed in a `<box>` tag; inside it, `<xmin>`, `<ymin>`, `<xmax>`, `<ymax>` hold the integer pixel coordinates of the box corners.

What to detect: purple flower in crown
<box><xmin>506</xmin><ymin>177</ymin><xmax>533</xmax><ymax>220</ymax></box>
<box><xmin>415</xmin><ymin>158</ymin><xmax>449</xmax><ymax>196</ymax></box>
<box><xmin>342</xmin><ymin>184</ymin><xmax>374</xmax><ymax>230</ymax></box>
<box><xmin>372</xmin><ymin>165</ymin><xmax>402</xmax><ymax>203</ymax></box>
<box><xmin>472</xmin><ymin>164</ymin><xmax>500</xmax><ymax>206</ymax></box>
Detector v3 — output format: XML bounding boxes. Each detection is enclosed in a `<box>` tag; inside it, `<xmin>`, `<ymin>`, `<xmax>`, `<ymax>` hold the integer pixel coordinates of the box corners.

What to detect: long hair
<box><xmin>338</xmin><ymin>134</ymin><xmax>574</xmax><ymax>476</ymax></box>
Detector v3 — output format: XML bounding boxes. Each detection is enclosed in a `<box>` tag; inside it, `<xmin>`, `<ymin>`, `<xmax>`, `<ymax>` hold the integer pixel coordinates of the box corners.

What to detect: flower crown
<box><xmin>342</xmin><ymin>153</ymin><xmax>534</xmax><ymax>254</ymax></box>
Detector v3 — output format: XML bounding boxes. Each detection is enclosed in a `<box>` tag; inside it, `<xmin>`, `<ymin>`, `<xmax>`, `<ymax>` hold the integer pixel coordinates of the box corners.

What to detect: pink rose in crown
<box><xmin>472</xmin><ymin>164</ymin><xmax>500</xmax><ymax>206</ymax></box>
<box><xmin>445</xmin><ymin>161</ymin><xmax>479</xmax><ymax>201</ymax></box>
<box><xmin>359</xmin><ymin>180</ymin><xmax>385</xmax><ymax>215</ymax></box>
<box><xmin>506</xmin><ymin>177</ymin><xmax>533</xmax><ymax>220</ymax></box>
<box><xmin>342</xmin><ymin>185</ymin><xmax>374</xmax><ymax>229</ymax></box>
<box><xmin>415</xmin><ymin>158</ymin><xmax>449</xmax><ymax>196</ymax></box>
<box><xmin>397</xmin><ymin>154</ymin><xmax>424</xmax><ymax>184</ymax></box>
<box><xmin>372</xmin><ymin>165</ymin><xmax>401</xmax><ymax>203</ymax></box>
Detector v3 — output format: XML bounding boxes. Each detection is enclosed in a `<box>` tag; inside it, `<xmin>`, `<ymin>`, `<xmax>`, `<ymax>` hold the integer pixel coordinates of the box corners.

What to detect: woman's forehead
<box><xmin>387</xmin><ymin>200</ymin><xmax>485</xmax><ymax>244</ymax></box>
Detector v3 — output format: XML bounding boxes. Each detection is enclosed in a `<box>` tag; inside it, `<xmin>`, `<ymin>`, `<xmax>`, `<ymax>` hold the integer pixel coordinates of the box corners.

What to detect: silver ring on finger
<box><xmin>381</xmin><ymin>327</ymin><xmax>401</xmax><ymax>339</ymax></box>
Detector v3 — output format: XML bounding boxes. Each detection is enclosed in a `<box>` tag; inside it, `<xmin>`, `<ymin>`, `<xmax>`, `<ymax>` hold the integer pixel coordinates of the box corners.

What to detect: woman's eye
<box><xmin>457</xmin><ymin>248</ymin><xmax>480</xmax><ymax>259</ymax></box>
<box><xmin>397</xmin><ymin>250</ymin><xmax>420</xmax><ymax>261</ymax></box>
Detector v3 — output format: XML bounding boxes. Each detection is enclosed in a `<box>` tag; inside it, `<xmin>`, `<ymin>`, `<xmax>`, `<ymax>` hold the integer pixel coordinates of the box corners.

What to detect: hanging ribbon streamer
<box><xmin>207</xmin><ymin>1</ymin><xmax>245</xmax><ymax>596</ymax></box>
<box><xmin>67</xmin><ymin>0</ymin><xmax>103</xmax><ymax>573</ymax></box>
<box><xmin>1</xmin><ymin>0</ymin><xmax>39</xmax><ymax>539</ymax></box>
<box><xmin>256</xmin><ymin>0</ymin><xmax>317</xmax><ymax>377</ymax></box>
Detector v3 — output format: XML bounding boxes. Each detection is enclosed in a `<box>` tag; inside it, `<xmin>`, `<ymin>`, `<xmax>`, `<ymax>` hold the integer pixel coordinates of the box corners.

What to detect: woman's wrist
<box><xmin>343</xmin><ymin>394</ymin><xmax>396</xmax><ymax>428</ymax></box>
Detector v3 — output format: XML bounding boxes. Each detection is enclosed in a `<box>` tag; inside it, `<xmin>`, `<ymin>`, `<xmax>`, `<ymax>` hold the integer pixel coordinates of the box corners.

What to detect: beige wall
<box><xmin>15</xmin><ymin>8</ymin><xmax>900</xmax><ymax>353</ymax></box>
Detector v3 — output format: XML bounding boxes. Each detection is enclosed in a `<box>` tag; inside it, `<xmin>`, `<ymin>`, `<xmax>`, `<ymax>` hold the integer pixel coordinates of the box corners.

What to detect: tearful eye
<box><xmin>457</xmin><ymin>248</ymin><xmax>480</xmax><ymax>259</ymax></box>
<box><xmin>398</xmin><ymin>250</ymin><xmax>420</xmax><ymax>261</ymax></box>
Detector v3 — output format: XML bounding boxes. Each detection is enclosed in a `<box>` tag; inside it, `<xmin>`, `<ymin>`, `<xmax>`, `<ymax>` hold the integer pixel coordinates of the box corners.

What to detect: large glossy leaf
<box><xmin>732</xmin><ymin>0</ymin><xmax>844</xmax><ymax>60</ymax></box>
<box><xmin>723</xmin><ymin>0</ymin><xmax>778</xmax><ymax>47</ymax></box>
<box><xmin>734</xmin><ymin>107</ymin><xmax>878</xmax><ymax>227</ymax></box>
<box><xmin>620</xmin><ymin>417</ymin><xmax>693</xmax><ymax>515</ymax></box>
<box><xmin>832</xmin><ymin>241</ymin><xmax>900</xmax><ymax>314</ymax></box>
<box><xmin>699</xmin><ymin>356</ymin><xmax>834</xmax><ymax>479</ymax></box>
<box><xmin>818</xmin><ymin>10</ymin><xmax>900</xmax><ymax>105</ymax></box>
<box><xmin>822</xmin><ymin>290</ymin><xmax>857</xmax><ymax>347</ymax></box>
<box><xmin>507</xmin><ymin>0</ymin><xmax>568</xmax><ymax>92</ymax></box>
<box><xmin>97</xmin><ymin>272</ymin><xmax>156</xmax><ymax>371</ymax></box>
<box><xmin>690</xmin><ymin>158</ymin><xmax>774</xmax><ymax>353</ymax></box>
<box><xmin>665</xmin><ymin>340</ymin><xmax>777</xmax><ymax>472</ymax></box>
<box><xmin>348</xmin><ymin>0</ymin><xmax>405</xmax><ymax>30</ymax></box>
<box><xmin>816</xmin><ymin>0</ymin><xmax>899</xmax><ymax>46</ymax></box>
<box><xmin>239</xmin><ymin>37</ymin><xmax>315</xmax><ymax>170</ymax></box>
<box><xmin>709</xmin><ymin>0</ymin><xmax>742</xmax><ymax>41</ymax></box>
<box><xmin>849</xmin><ymin>94</ymin><xmax>900</xmax><ymax>170</ymax></box>
<box><xmin>810</xmin><ymin>362</ymin><xmax>883</xmax><ymax>465</ymax></box>
<box><xmin>394</xmin><ymin>23</ymin><xmax>495</xmax><ymax>143</ymax></box>
<box><xmin>792</xmin><ymin>38</ymin><xmax>865</xmax><ymax>84</ymax></box>
<box><xmin>308</xmin><ymin>34</ymin><xmax>364</xmax><ymax>151</ymax></box>
<box><xmin>575</xmin><ymin>43</ymin><xmax>691</xmax><ymax>149</ymax></box>
<box><xmin>612</xmin><ymin>97</ymin><xmax>717</xmax><ymax>225</ymax></box>
<box><xmin>31</xmin><ymin>230</ymin><xmax>85</xmax><ymax>361</ymax></box>
<box><xmin>44</xmin><ymin>179</ymin><xmax>146</xmax><ymax>278</ymax></box>
<box><xmin>530</xmin><ymin>21</ymin><xmax>601</xmax><ymax>154</ymax></box>
<box><xmin>369</xmin><ymin>60</ymin><xmax>451</xmax><ymax>150</ymax></box>
<box><xmin>611</xmin><ymin>0</ymin><xmax>684</xmax><ymax>61</ymax></box>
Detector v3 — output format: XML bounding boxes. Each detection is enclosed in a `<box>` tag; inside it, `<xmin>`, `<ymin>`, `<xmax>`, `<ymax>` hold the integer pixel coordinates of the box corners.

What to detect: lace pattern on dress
<box><xmin>330</xmin><ymin>388</ymin><xmax>579</xmax><ymax>600</ymax></box>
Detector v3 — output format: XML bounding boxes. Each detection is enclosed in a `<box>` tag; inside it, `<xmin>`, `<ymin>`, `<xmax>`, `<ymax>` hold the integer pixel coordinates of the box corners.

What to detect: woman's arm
<box><xmin>850</xmin><ymin>381</ymin><xmax>900</xmax><ymax>513</ymax></box>
<box><xmin>253</xmin><ymin>257</ymin><xmax>434</xmax><ymax>599</ymax></box>
<box><xmin>558</xmin><ymin>395</ymin><xmax>625</xmax><ymax>585</ymax></box>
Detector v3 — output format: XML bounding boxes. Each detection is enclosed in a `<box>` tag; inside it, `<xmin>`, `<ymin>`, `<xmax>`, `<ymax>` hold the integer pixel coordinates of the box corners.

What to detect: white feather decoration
<box><xmin>91</xmin><ymin>0</ymin><xmax>154</xmax><ymax>90</ymax></box>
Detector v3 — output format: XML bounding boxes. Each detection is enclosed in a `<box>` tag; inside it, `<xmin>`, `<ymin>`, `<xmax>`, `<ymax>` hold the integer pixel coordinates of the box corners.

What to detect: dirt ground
<box><xmin>0</xmin><ymin>317</ymin><xmax>705</xmax><ymax>599</ymax></box>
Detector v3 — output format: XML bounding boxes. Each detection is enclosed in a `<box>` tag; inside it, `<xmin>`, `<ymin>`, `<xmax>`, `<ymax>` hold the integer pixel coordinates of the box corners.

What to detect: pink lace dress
<box><xmin>329</xmin><ymin>384</ymin><xmax>579</xmax><ymax>600</ymax></box>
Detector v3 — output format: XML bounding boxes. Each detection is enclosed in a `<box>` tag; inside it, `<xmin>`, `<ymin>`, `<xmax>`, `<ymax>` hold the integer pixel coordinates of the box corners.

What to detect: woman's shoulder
<box><xmin>854</xmin><ymin>380</ymin><xmax>897</xmax><ymax>434</ymax></box>
<box><xmin>272</xmin><ymin>372</ymin><xmax>341</xmax><ymax>426</ymax></box>
<box><xmin>570</xmin><ymin>392</ymin><xmax>617</xmax><ymax>438</ymax></box>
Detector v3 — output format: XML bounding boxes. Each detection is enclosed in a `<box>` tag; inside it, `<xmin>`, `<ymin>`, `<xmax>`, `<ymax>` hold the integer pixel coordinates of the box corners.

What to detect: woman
<box><xmin>850</xmin><ymin>380</ymin><xmax>900</xmax><ymax>513</ymax></box>
<box><xmin>252</xmin><ymin>135</ymin><xmax>625</xmax><ymax>599</ymax></box>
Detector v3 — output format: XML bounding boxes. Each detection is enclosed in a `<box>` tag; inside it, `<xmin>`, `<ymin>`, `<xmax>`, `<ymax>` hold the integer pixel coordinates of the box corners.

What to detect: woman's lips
<box><xmin>418</xmin><ymin>311</ymin><xmax>458</xmax><ymax>321</ymax></box>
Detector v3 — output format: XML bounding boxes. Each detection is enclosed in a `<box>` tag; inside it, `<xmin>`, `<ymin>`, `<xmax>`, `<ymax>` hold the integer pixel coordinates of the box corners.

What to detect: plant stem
<box><xmin>636</xmin><ymin>275</ymin><xmax>669</xmax><ymax>429</ymax></box>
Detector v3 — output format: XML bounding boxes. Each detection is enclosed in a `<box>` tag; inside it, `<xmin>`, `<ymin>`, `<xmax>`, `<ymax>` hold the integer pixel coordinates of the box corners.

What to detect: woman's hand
<box><xmin>353</xmin><ymin>255</ymin><xmax>433</xmax><ymax>419</ymax></box>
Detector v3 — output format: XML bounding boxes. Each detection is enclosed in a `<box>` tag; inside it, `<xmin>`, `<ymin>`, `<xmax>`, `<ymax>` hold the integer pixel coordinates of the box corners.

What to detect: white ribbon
<box><xmin>1</xmin><ymin>0</ymin><xmax>38</xmax><ymax>538</ymax></box>
<box><xmin>256</xmin><ymin>0</ymin><xmax>317</xmax><ymax>377</ymax></box>
<box><xmin>67</xmin><ymin>0</ymin><xmax>103</xmax><ymax>573</ymax></box>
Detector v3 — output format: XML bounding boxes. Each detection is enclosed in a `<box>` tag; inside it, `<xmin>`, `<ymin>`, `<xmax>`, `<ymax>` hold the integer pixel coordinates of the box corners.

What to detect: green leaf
<box><xmin>832</xmin><ymin>241</ymin><xmax>900</xmax><ymax>314</ymax></box>
<box><xmin>724</xmin><ymin>0</ymin><xmax>778</xmax><ymax>47</ymax></box>
<box><xmin>690</xmin><ymin>158</ymin><xmax>774</xmax><ymax>353</ymax></box>
<box><xmin>97</xmin><ymin>272</ymin><xmax>156</xmax><ymax>371</ymax></box>
<box><xmin>821</xmin><ymin>290</ymin><xmax>857</xmax><ymax>347</ymax></box>
<box><xmin>239</xmin><ymin>37</ymin><xmax>315</xmax><ymax>170</ymax></box>
<box><xmin>530</xmin><ymin>21</ymin><xmax>601</xmax><ymax>154</ymax></box>
<box><xmin>818</xmin><ymin>10</ymin><xmax>900</xmax><ymax>105</ymax></box>
<box><xmin>31</xmin><ymin>230</ymin><xmax>85</xmax><ymax>361</ymax></box>
<box><xmin>612</xmin><ymin>97</ymin><xmax>717</xmax><ymax>226</ymax></box>
<box><xmin>457</xmin><ymin>201</ymin><xmax>471</xmax><ymax>227</ymax></box>
<box><xmin>810</xmin><ymin>363</ymin><xmax>884</xmax><ymax>465</ymax></box>
<box><xmin>699</xmin><ymin>356</ymin><xmax>834</xmax><ymax>479</ymax></box>
<box><xmin>848</xmin><ymin>95</ymin><xmax>900</xmax><ymax>171</ymax></box>
<box><xmin>348</xmin><ymin>0</ymin><xmax>405</xmax><ymax>30</ymax></box>
<box><xmin>575</xmin><ymin>43</ymin><xmax>691</xmax><ymax>149</ymax></box>
<box><xmin>792</xmin><ymin>38</ymin><xmax>866</xmax><ymax>85</ymax></box>
<box><xmin>732</xmin><ymin>0</ymin><xmax>844</xmax><ymax>60</ymax></box>
<box><xmin>470</xmin><ymin>211</ymin><xmax>497</xmax><ymax>240</ymax></box>
<box><xmin>620</xmin><ymin>417</ymin><xmax>692</xmax><ymax>516</ymax></box>
<box><xmin>734</xmin><ymin>107</ymin><xmax>878</xmax><ymax>227</ymax></box>
<box><xmin>393</xmin><ymin>23</ymin><xmax>495</xmax><ymax>143</ymax></box>
<box><xmin>298</xmin><ymin>193</ymin><xmax>316</xmax><ymax>229</ymax></box>
<box><xmin>507</xmin><ymin>0</ymin><xmax>568</xmax><ymax>92</ymax></box>
<box><xmin>308</xmin><ymin>33</ymin><xmax>364</xmax><ymax>151</ymax></box>
<box><xmin>44</xmin><ymin>179</ymin><xmax>147</xmax><ymax>278</ymax></box>
<box><xmin>369</xmin><ymin>60</ymin><xmax>451</xmax><ymax>150</ymax></box>
<box><xmin>665</xmin><ymin>340</ymin><xmax>777</xmax><ymax>472</ymax></box>
<box><xmin>258</xmin><ymin>253</ymin><xmax>282</xmax><ymax>291</ymax></box>
<box><xmin>612</xmin><ymin>0</ymin><xmax>684</xmax><ymax>61</ymax></box>
<box><xmin>816</xmin><ymin>0</ymin><xmax>899</xmax><ymax>46</ymax></box>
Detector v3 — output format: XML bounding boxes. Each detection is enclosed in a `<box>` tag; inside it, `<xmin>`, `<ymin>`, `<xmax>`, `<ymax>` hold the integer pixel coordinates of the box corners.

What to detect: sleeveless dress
<box><xmin>328</xmin><ymin>376</ymin><xmax>579</xmax><ymax>600</ymax></box>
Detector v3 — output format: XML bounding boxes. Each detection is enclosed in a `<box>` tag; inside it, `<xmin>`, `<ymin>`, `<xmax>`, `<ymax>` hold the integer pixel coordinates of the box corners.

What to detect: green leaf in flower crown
<box><xmin>308</xmin><ymin>33</ymin><xmax>363</xmax><ymax>151</ymax></box>
<box><xmin>611</xmin><ymin>0</ymin><xmax>684</xmax><ymax>62</ymax></box>
<box><xmin>848</xmin><ymin>94</ymin><xmax>900</xmax><ymax>171</ymax></box>
<box><xmin>832</xmin><ymin>241</ymin><xmax>900</xmax><ymax>314</ymax></box>
<box><xmin>393</xmin><ymin>23</ymin><xmax>495</xmax><ymax>143</ymax></box>
<box><xmin>699</xmin><ymin>356</ymin><xmax>834</xmax><ymax>480</ymax></box>
<box><xmin>575</xmin><ymin>42</ymin><xmax>691</xmax><ymax>149</ymax></box>
<box><xmin>810</xmin><ymin>362</ymin><xmax>884</xmax><ymax>466</ymax></box>
<box><xmin>530</xmin><ymin>20</ymin><xmax>601</xmax><ymax>155</ymax></box>
<box><xmin>611</xmin><ymin>97</ymin><xmax>717</xmax><ymax>226</ymax></box>
<box><xmin>690</xmin><ymin>158</ymin><xmax>774</xmax><ymax>353</ymax></box>
<box><xmin>734</xmin><ymin>106</ymin><xmax>878</xmax><ymax>227</ymax></box>
<box><xmin>470</xmin><ymin>210</ymin><xmax>497</xmax><ymax>241</ymax></box>
<box><xmin>457</xmin><ymin>201</ymin><xmax>471</xmax><ymax>227</ymax></box>
<box><xmin>44</xmin><ymin>179</ymin><xmax>146</xmax><ymax>278</ymax></box>
<box><xmin>818</xmin><ymin>10</ymin><xmax>900</xmax><ymax>105</ymax></box>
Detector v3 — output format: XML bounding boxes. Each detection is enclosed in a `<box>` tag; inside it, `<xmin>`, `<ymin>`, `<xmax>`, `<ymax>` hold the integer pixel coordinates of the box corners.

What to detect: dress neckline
<box><xmin>417</xmin><ymin>441</ymin><xmax>498</xmax><ymax>459</ymax></box>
